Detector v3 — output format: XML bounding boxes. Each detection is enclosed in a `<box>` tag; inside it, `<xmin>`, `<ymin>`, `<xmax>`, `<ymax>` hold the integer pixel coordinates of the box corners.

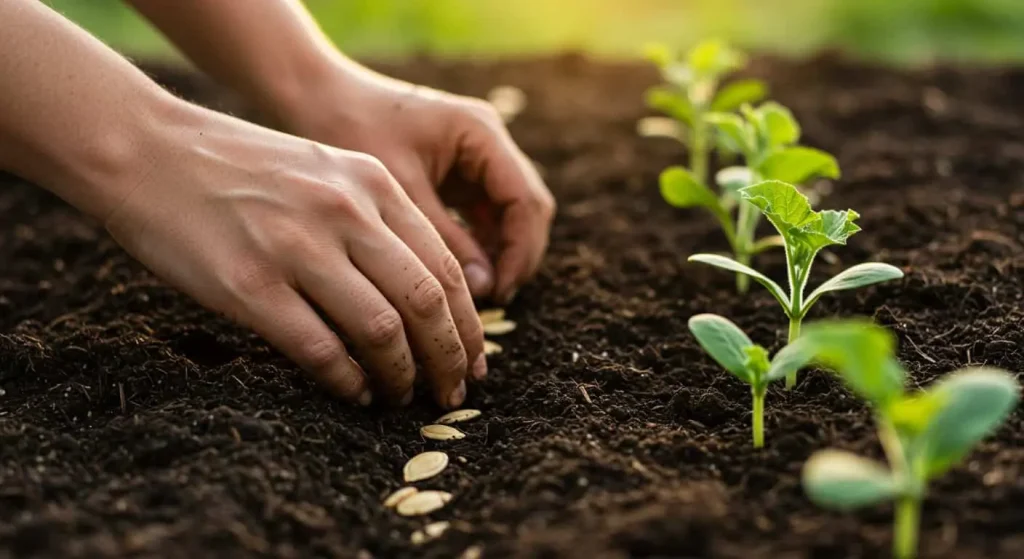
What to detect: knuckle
<box><xmin>463</xmin><ymin>98</ymin><xmax>503</xmax><ymax>127</ymax></box>
<box><xmin>409</xmin><ymin>276</ymin><xmax>448</xmax><ymax>319</ymax></box>
<box><xmin>225</xmin><ymin>262</ymin><xmax>279</xmax><ymax>300</ymax></box>
<box><xmin>350</xmin><ymin>155</ymin><xmax>397</xmax><ymax>197</ymax></box>
<box><xmin>439</xmin><ymin>349</ymin><xmax>469</xmax><ymax>383</ymax></box>
<box><xmin>437</xmin><ymin>251</ymin><xmax>465</xmax><ymax>290</ymax></box>
<box><xmin>533</xmin><ymin>191</ymin><xmax>557</xmax><ymax>220</ymax></box>
<box><xmin>299</xmin><ymin>336</ymin><xmax>345</xmax><ymax>372</ymax></box>
<box><xmin>362</xmin><ymin>308</ymin><xmax>405</xmax><ymax>348</ymax></box>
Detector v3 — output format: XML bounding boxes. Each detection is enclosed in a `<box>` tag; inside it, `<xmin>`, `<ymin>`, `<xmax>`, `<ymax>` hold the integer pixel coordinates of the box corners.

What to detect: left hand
<box><xmin>272</xmin><ymin>64</ymin><xmax>555</xmax><ymax>304</ymax></box>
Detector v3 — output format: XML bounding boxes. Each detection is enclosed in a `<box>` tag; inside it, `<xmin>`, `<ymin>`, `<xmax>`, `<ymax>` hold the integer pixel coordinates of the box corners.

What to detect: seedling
<box><xmin>644</xmin><ymin>40</ymin><xmax>767</xmax><ymax>184</ymax></box>
<box><xmin>661</xmin><ymin>102</ymin><xmax>841</xmax><ymax>292</ymax></box>
<box><xmin>796</xmin><ymin>321</ymin><xmax>1020</xmax><ymax>559</ymax></box>
<box><xmin>688</xmin><ymin>180</ymin><xmax>903</xmax><ymax>388</ymax></box>
<box><xmin>687</xmin><ymin>314</ymin><xmax>813</xmax><ymax>448</ymax></box>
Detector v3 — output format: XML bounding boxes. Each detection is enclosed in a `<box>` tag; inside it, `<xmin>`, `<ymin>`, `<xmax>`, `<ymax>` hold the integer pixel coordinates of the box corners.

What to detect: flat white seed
<box><xmin>421</xmin><ymin>424</ymin><xmax>466</xmax><ymax>441</ymax></box>
<box><xmin>396</xmin><ymin>490</ymin><xmax>453</xmax><ymax>516</ymax></box>
<box><xmin>436</xmin><ymin>409</ymin><xmax>482</xmax><ymax>425</ymax></box>
<box><xmin>477</xmin><ymin>308</ymin><xmax>506</xmax><ymax>325</ymax></box>
<box><xmin>410</xmin><ymin>530</ymin><xmax>426</xmax><ymax>545</ymax></box>
<box><xmin>487</xmin><ymin>85</ymin><xmax>527</xmax><ymax>123</ymax></box>
<box><xmin>637</xmin><ymin>116</ymin><xmax>681</xmax><ymax>139</ymax></box>
<box><xmin>383</xmin><ymin>486</ymin><xmax>419</xmax><ymax>508</ymax></box>
<box><xmin>403</xmin><ymin>451</ymin><xmax>449</xmax><ymax>483</ymax></box>
<box><xmin>482</xmin><ymin>320</ymin><xmax>517</xmax><ymax>336</ymax></box>
<box><xmin>459</xmin><ymin>545</ymin><xmax>483</xmax><ymax>559</ymax></box>
<box><xmin>424</xmin><ymin>521</ymin><xmax>451</xmax><ymax>538</ymax></box>
<box><xmin>483</xmin><ymin>340</ymin><xmax>503</xmax><ymax>356</ymax></box>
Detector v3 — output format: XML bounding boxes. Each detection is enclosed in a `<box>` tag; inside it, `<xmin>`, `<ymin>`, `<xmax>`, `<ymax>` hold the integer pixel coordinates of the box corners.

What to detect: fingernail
<box><xmin>472</xmin><ymin>353</ymin><xmax>488</xmax><ymax>381</ymax></box>
<box><xmin>400</xmin><ymin>388</ymin><xmax>414</xmax><ymax>407</ymax></box>
<box><xmin>358</xmin><ymin>389</ymin><xmax>373</xmax><ymax>407</ymax></box>
<box><xmin>463</xmin><ymin>263</ymin><xmax>493</xmax><ymax>296</ymax></box>
<box><xmin>448</xmin><ymin>380</ymin><xmax>467</xmax><ymax>409</ymax></box>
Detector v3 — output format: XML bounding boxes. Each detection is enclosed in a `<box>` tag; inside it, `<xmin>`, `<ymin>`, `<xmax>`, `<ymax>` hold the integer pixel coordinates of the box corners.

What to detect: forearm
<box><xmin>127</xmin><ymin>0</ymin><xmax>361</xmax><ymax>123</ymax></box>
<box><xmin>0</xmin><ymin>1</ymin><xmax>182</xmax><ymax>220</ymax></box>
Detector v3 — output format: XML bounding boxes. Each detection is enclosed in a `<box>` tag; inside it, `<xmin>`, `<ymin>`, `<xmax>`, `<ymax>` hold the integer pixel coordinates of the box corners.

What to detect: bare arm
<box><xmin>129</xmin><ymin>0</ymin><xmax>556</xmax><ymax>304</ymax></box>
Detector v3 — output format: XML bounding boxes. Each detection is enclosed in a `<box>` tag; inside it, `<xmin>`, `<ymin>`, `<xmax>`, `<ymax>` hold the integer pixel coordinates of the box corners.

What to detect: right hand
<box><xmin>101</xmin><ymin>101</ymin><xmax>485</xmax><ymax>409</ymax></box>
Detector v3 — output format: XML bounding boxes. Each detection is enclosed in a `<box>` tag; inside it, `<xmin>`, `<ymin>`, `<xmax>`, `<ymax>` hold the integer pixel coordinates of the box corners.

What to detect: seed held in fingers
<box><xmin>403</xmin><ymin>451</ymin><xmax>449</xmax><ymax>483</ymax></box>
<box><xmin>421</xmin><ymin>424</ymin><xmax>466</xmax><ymax>441</ymax></box>
<box><xmin>436</xmin><ymin>409</ymin><xmax>481</xmax><ymax>424</ymax></box>
<box><xmin>482</xmin><ymin>320</ymin><xmax>517</xmax><ymax>336</ymax></box>
<box><xmin>396</xmin><ymin>490</ymin><xmax>453</xmax><ymax>516</ymax></box>
<box><xmin>383</xmin><ymin>486</ymin><xmax>419</xmax><ymax>508</ymax></box>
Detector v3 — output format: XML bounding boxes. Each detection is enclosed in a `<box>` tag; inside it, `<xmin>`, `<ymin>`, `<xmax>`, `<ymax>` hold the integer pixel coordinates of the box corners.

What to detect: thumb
<box><xmin>415</xmin><ymin>190</ymin><xmax>495</xmax><ymax>298</ymax></box>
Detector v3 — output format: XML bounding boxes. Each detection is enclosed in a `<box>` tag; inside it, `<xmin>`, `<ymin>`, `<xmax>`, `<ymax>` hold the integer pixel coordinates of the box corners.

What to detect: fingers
<box><xmin>235</xmin><ymin>279</ymin><xmax>371</xmax><ymax>405</ymax></box>
<box><xmin>415</xmin><ymin>190</ymin><xmax>495</xmax><ymax>298</ymax></box>
<box><xmin>455</xmin><ymin>101</ymin><xmax>556</xmax><ymax>303</ymax></box>
<box><xmin>380</xmin><ymin>178</ymin><xmax>487</xmax><ymax>383</ymax></box>
<box><xmin>347</xmin><ymin>219</ymin><xmax>471</xmax><ymax>409</ymax></box>
<box><xmin>295</xmin><ymin>255</ymin><xmax>416</xmax><ymax>405</ymax></box>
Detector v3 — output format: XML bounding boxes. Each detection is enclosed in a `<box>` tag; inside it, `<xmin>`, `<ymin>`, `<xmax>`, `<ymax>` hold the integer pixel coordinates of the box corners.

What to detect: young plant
<box><xmin>644</xmin><ymin>40</ymin><xmax>767</xmax><ymax>184</ymax></box>
<box><xmin>687</xmin><ymin>314</ymin><xmax>813</xmax><ymax>448</ymax></box>
<box><xmin>796</xmin><ymin>321</ymin><xmax>1020</xmax><ymax>559</ymax></box>
<box><xmin>688</xmin><ymin>180</ymin><xmax>904</xmax><ymax>388</ymax></box>
<box><xmin>659</xmin><ymin>102</ymin><xmax>840</xmax><ymax>292</ymax></box>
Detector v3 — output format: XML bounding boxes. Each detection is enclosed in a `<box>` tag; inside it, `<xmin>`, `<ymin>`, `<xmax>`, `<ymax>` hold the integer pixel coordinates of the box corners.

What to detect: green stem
<box><xmin>785</xmin><ymin>317</ymin><xmax>802</xmax><ymax>389</ymax></box>
<box><xmin>691</xmin><ymin>118</ymin><xmax>709</xmax><ymax>186</ymax></box>
<box><xmin>894</xmin><ymin>497</ymin><xmax>920</xmax><ymax>559</ymax></box>
<box><xmin>736</xmin><ymin>250</ymin><xmax>751</xmax><ymax>293</ymax></box>
<box><xmin>734</xmin><ymin>200</ymin><xmax>755</xmax><ymax>293</ymax></box>
<box><xmin>752</xmin><ymin>386</ymin><xmax>766</xmax><ymax>448</ymax></box>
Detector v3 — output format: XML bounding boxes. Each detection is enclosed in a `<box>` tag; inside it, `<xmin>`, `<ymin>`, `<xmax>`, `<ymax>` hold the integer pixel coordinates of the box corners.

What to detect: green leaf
<box><xmin>756</xmin><ymin>102</ymin><xmax>801</xmax><ymax>147</ymax></box>
<box><xmin>920</xmin><ymin>368</ymin><xmax>1020</xmax><ymax>478</ymax></box>
<box><xmin>802</xmin><ymin>263</ymin><xmax>904</xmax><ymax>314</ymax></box>
<box><xmin>798</xmin><ymin>209</ymin><xmax>861</xmax><ymax>253</ymax></box>
<box><xmin>739</xmin><ymin>180</ymin><xmax>817</xmax><ymax>239</ymax></box>
<box><xmin>800</xmin><ymin>321</ymin><xmax>905</xmax><ymax>405</ymax></box>
<box><xmin>711</xmin><ymin>79</ymin><xmax>768</xmax><ymax>112</ymax></box>
<box><xmin>687</xmin><ymin>314</ymin><xmax>755</xmax><ymax>383</ymax></box>
<box><xmin>757</xmin><ymin>147</ymin><xmax>840</xmax><ymax>185</ymax></box>
<box><xmin>642</xmin><ymin>43</ymin><xmax>674</xmax><ymax>68</ymax></box>
<box><xmin>886</xmin><ymin>391</ymin><xmax>948</xmax><ymax>436</ymax></box>
<box><xmin>688</xmin><ymin>254</ymin><xmax>791</xmax><ymax>309</ymax></box>
<box><xmin>715</xmin><ymin>166</ymin><xmax>754</xmax><ymax>193</ymax></box>
<box><xmin>687</xmin><ymin>39</ymin><xmax>745</xmax><ymax>78</ymax></box>
<box><xmin>766</xmin><ymin>338</ymin><xmax>817</xmax><ymax>382</ymax></box>
<box><xmin>645</xmin><ymin>86</ymin><xmax>694</xmax><ymax>126</ymax></box>
<box><xmin>803</xmin><ymin>450</ymin><xmax>899</xmax><ymax>510</ymax></box>
<box><xmin>706</xmin><ymin>112</ymin><xmax>755</xmax><ymax>155</ymax></box>
<box><xmin>660</xmin><ymin>167</ymin><xmax>718</xmax><ymax>209</ymax></box>
<box><xmin>744</xmin><ymin>345</ymin><xmax>771</xmax><ymax>377</ymax></box>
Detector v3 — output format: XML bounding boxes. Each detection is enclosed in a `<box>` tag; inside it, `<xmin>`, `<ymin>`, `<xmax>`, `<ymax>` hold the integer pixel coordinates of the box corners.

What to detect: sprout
<box><xmin>796</xmin><ymin>321</ymin><xmax>1020</xmax><ymax>559</ymax></box>
<box><xmin>688</xmin><ymin>180</ymin><xmax>903</xmax><ymax>388</ymax></box>
<box><xmin>687</xmin><ymin>314</ymin><xmax>813</xmax><ymax>448</ymax></box>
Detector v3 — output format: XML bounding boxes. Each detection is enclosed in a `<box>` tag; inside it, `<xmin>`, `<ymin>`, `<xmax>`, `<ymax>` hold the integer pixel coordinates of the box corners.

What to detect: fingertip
<box><xmin>463</xmin><ymin>261</ymin><xmax>494</xmax><ymax>297</ymax></box>
<box><xmin>447</xmin><ymin>380</ymin><xmax>467</xmax><ymax>409</ymax></box>
<box><xmin>471</xmin><ymin>353</ymin><xmax>488</xmax><ymax>381</ymax></box>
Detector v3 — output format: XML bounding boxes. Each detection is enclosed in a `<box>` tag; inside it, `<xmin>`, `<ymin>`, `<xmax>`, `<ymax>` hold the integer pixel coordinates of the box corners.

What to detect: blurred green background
<box><xmin>44</xmin><ymin>0</ymin><xmax>1024</xmax><ymax>64</ymax></box>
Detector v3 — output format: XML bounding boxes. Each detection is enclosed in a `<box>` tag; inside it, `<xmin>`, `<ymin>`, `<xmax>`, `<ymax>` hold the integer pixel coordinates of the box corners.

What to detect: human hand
<box><xmin>100</xmin><ymin>101</ymin><xmax>486</xmax><ymax>408</ymax></box>
<box><xmin>271</xmin><ymin>63</ymin><xmax>555</xmax><ymax>304</ymax></box>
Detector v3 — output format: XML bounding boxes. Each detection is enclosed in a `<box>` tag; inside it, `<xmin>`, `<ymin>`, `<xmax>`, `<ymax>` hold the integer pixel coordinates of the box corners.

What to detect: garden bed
<box><xmin>1</xmin><ymin>54</ymin><xmax>1022</xmax><ymax>558</ymax></box>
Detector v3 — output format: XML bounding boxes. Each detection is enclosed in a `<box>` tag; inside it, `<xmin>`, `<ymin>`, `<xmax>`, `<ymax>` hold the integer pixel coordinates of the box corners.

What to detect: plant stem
<box><xmin>894</xmin><ymin>497</ymin><xmax>920</xmax><ymax>559</ymax></box>
<box><xmin>736</xmin><ymin>250</ymin><xmax>751</xmax><ymax>293</ymax></box>
<box><xmin>785</xmin><ymin>317</ymin><xmax>802</xmax><ymax>389</ymax></box>
<box><xmin>734</xmin><ymin>199</ymin><xmax>755</xmax><ymax>293</ymax></box>
<box><xmin>691</xmin><ymin>119</ymin><xmax>709</xmax><ymax>186</ymax></box>
<box><xmin>751</xmin><ymin>386</ymin><xmax>766</xmax><ymax>448</ymax></box>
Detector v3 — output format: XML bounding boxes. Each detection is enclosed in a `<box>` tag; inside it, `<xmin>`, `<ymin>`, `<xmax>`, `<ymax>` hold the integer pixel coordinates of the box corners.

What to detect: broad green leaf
<box><xmin>711</xmin><ymin>79</ymin><xmax>768</xmax><ymax>112</ymax></box>
<box><xmin>800</xmin><ymin>321</ymin><xmax>905</xmax><ymax>405</ymax></box>
<box><xmin>645</xmin><ymin>86</ymin><xmax>694</xmax><ymax>126</ymax></box>
<box><xmin>756</xmin><ymin>102</ymin><xmax>801</xmax><ymax>147</ymax></box>
<box><xmin>757</xmin><ymin>147</ymin><xmax>840</xmax><ymax>185</ymax></box>
<box><xmin>687</xmin><ymin>314</ymin><xmax>755</xmax><ymax>383</ymax></box>
<box><xmin>715</xmin><ymin>166</ymin><xmax>754</xmax><ymax>193</ymax></box>
<box><xmin>798</xmin><ymin>209</ymin><xmax>861</xmax><ymax>253</ymax></box>
<box><xmin>660</xmin><ymin>167</ymin><xmax>718</xmax><ymax>209</ymax></box>
<box><xmin>766</xmin><ymin>338</ymin><xmax>817</xmax><ymax>382</ymax></box>
<box><xmin>920</xmin><ymin>368</ymin><xmax>1020</xmax><ymax>478</ymax></box>
<box><xmin>803</xmin><ymin>450</ymin><xmax>899</xmax><ymax>510</ymax></box>
<box><xmin>706</xmin><ymin>112</ymin><xmax>755</xmax><ymax>155</ymax></box>
<box><xmin>688</xmin><ymin>254</ymin><xmax>791</xmax><ymax>309</ymax></box>
<box><xmin>886</xmin><ymin>391</ymin><xmax>948</xmax><ymax>436</ymax></box>
<box><xmin>802</xmin><ymin>263</ymin><xmax>904</xmax><ymax>314</ymax></box>
<box><xmin>687</xmin><ymin>39</ymin><xmax>745</xmax><ymax>78</ymax></box>
<box><xmin>739</xmin><ymin>180</ymin><xmax>817</xmax><ymax>239</ymax></box>
<box><xmin>744</xmin><ymin>345</ymin><xmax>771</xmax><ymax>377</ymax></box>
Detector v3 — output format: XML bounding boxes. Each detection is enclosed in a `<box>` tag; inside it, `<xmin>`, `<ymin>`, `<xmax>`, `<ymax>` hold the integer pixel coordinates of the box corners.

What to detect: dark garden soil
<box><xmin>1</xmin><ymin>54</ymin><xmax>1023</xmax><ymax>559</ymax></box>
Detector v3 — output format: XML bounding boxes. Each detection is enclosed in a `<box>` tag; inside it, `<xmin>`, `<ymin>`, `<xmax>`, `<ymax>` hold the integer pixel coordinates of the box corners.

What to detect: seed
<box><xmin>424</xmin><ymin>521</ymin><xmax>450</xmax><ymax>538</ymax></box>
<box><xmin>421</xmin><ymin>424</ymin><xmax>466</xmax><ymax>441</ymax></box>
<box><xmin>396</xmin><ymin>490</ymin><xmax>453</xmax><ymax>516</ymax></box>
<box><xmin>483</xmin><ymin>340</ymin><xmax>503</xmax><ymax>356</ymax></box>
<box><xmin>383</xmin><ymin>486</ymin><xmax>419</xmax><ymax>508</ymax></box>
<box><xmin>477</xmin><ymin>308</ymin><xmax>505</xmax><ymax>325</ymax></box>
<box><xmin>487</xmin><ymin>86</ymin><xmax>527</xmax><ymax>123</ymax></box>
<box><xmin>482</xmin><ymin>320</ymin><xmax>517</xmax><ymax>336</ymax></box>
<box><xmin>403</xmin><ymin>451</ymin><xmax>449</xmax><ymax>483</ymax></box>
<box><xmin>436</xmin><ymin>409</ymin><xmax>482</xmax><ymax>425</ymax></box>
<box><xmin>637</xmin><ymin>116</ymin><xmax>681</xmax><ymax>139</ymax></box>
<box><xmin>459</xmin><ymin>545</ymin><xmax>483</xmax><ymax>559</ymax></box>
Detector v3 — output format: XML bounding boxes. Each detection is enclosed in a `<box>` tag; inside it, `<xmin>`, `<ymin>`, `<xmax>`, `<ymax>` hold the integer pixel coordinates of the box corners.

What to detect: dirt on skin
<box><xmin>1</xmin><ymin>54</ymin><xmax>1023</xmax><ymax>559</ymax></box>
